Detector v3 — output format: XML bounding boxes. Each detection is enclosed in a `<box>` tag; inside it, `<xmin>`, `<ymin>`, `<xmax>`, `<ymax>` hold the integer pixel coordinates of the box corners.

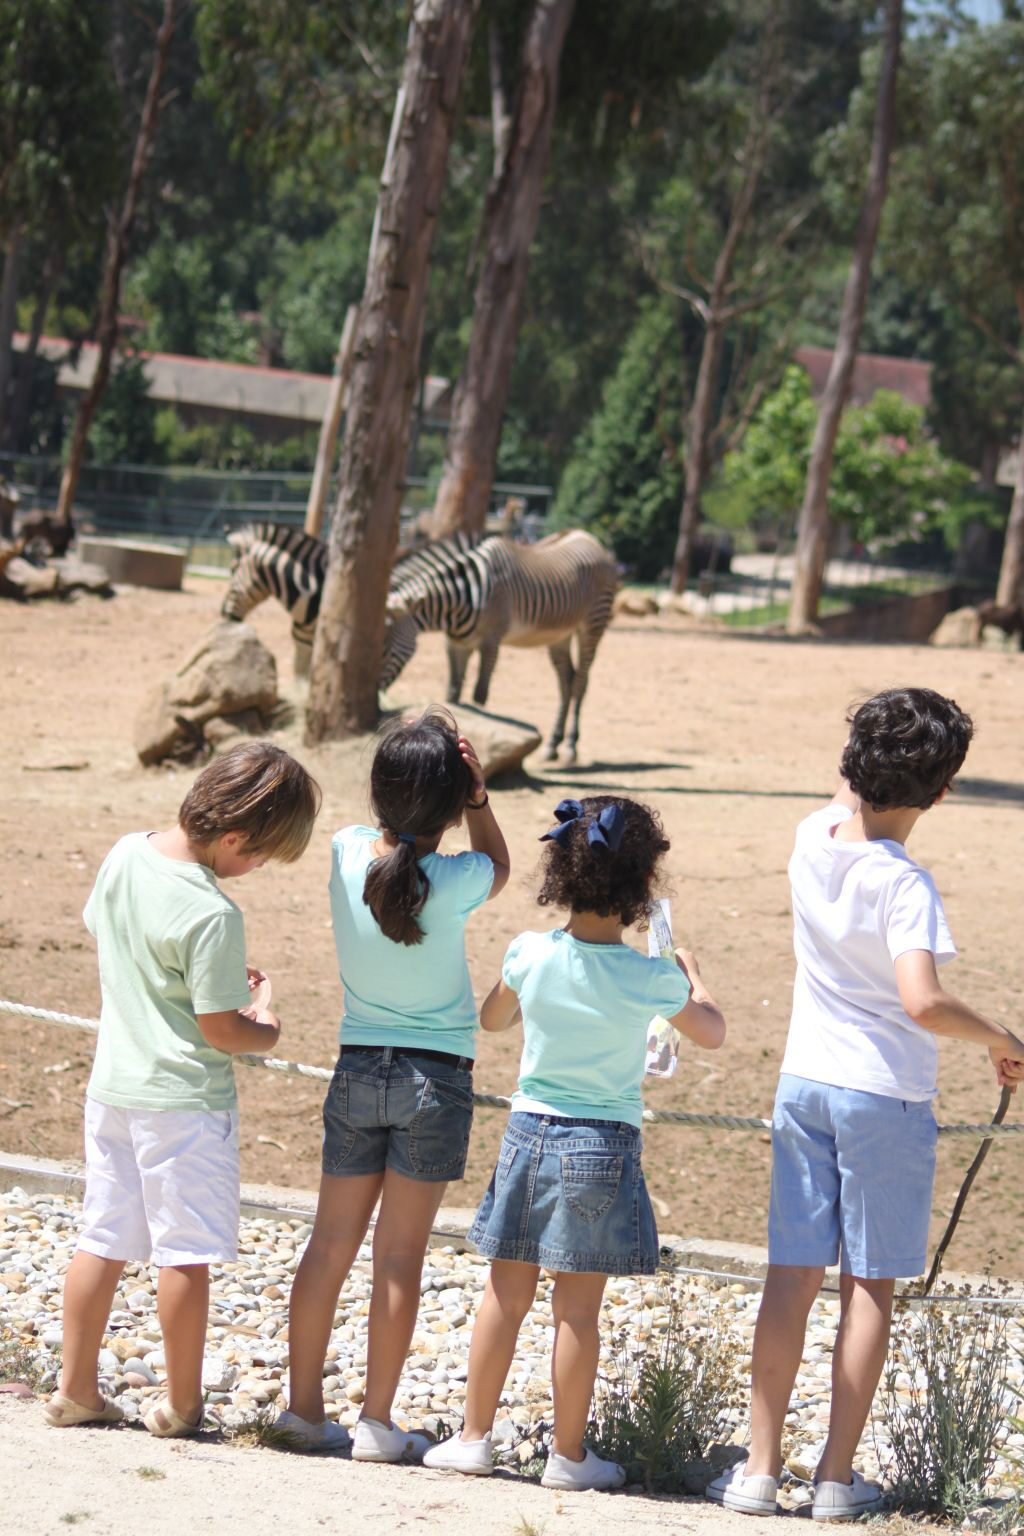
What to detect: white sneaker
<box><xmin>706</xmin><ymin>1462</ymin><xmax>779</xmax><ymax>1515</ymax></box>
<box><xmin>541</xmin><ymin>1446</ymin><xmax>626</xmax><ymax>1491</ymax></box>
<box><xmin>812</xmin><ymin>1469</ymin><xmax>883</xmax><ymax>1522</ymax></box>
<box><xmin>422</xmin><ymin>1431</ymin><xmax>494</xmax><ymax>1476</ymax></box>
<box><xmin>274</xmin><ymin>1410</ymin><xmax>351</xmax><ymax>1452</ymax></box>
<box><xmin>352</xmin><ymin>1417</ymin><xmax>432</xmax><ymax>1463</ymax></box>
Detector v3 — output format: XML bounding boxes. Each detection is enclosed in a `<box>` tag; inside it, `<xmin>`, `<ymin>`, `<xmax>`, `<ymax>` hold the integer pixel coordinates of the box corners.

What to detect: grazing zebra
<box><xmin>222</xmin><ymin>522</ymin><xmax>618</xmax><ymax>761</ymax></box>
<box><xmin>221</xmin><ymin>522</ymin><xmax>326</xmax><ymax>662</ymax></box>
<box><xmin>383</xmin><ymin>530</ymin><xmax>618</xmax><ymax>762</ymax></box>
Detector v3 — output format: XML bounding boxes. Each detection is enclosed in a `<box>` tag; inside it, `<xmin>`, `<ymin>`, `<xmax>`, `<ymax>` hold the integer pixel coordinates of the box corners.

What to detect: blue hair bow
<box><xmin>540</xmin><ymin>798</ymin><xmax>625</xmax><ymax>853</ymax></box>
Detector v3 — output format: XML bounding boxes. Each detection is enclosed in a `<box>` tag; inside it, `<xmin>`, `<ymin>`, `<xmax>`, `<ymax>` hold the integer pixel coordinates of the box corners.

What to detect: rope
<box><xmin>3</xmin><ymin>996</ymin><xmax>1023</xmax><ymax>1139</ymax></box>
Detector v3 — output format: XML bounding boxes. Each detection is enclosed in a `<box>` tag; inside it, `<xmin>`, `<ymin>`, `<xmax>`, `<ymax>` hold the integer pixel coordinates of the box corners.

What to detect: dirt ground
<box><xmin>1</xmin><ymin>574</ymin><xmax>1022</xmax><ymax>1276</ymax></box>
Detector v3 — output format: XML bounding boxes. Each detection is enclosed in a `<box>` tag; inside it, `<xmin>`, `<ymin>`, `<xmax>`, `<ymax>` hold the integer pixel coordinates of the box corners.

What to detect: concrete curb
<box><xmin>2</xmin><ymin>1149</ymin><xmax>1017</xmax><ymax>1297</ymax></box>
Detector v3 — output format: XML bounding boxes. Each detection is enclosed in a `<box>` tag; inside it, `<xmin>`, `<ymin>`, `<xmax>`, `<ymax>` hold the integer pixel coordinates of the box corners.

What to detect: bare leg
<box><xmin>361</xmin><ymin>1169</ymin><xmax>449</xmax><ymax>1426</ymax></box>
<box><xmin>287</xmin><ymin>1171</ymin><xmax>383</xmax><ymax>1423</ymax></box>
<box><xmin>59</xmin><ymin>1250</ymin><xmax>125</xmax><ymax>1407</ymax></box>
<box><xmin>815</xmin><ymin>1274</ymin><xmax>894</xmax><ymax>1485</ymax></box>
<box><xmin>550</xmin><ymin>1271</ymin><xmax>608</xmax><ymax>1460</ymax></box>
<box><xmin>462</xmin><ymin>1260</ymin><xmax>540</xmax><ymax>1440</ymax></box>
<box><xmin>745</xmin><ymin>1264</ymin><xmax>824</xmax><ymax>1478</ymax></box>
<box><xmin>157</xmin><ymin>1264</ymin><xmax>209</xmax><ymax>1422</ymax></box>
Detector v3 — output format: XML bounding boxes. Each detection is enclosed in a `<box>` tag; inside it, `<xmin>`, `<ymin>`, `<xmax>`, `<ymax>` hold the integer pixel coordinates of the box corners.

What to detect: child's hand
<box><xmin>990</xmin><ymin>1047</ymin><xmax>1024</xmax><ymax>1090</ymax></box>
<box><xmin>458</xmin><ymin>735</ymin><xmax>486</xmax><ymax>800</ymax></box>
<box><xmin>242</xmin><ymin>966</ymin><xmax>273</xmax><ymax>1023</ymax></box>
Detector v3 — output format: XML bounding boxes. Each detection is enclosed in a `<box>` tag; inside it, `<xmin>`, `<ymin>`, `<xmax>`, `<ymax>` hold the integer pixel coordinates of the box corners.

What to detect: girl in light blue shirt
<box><xmin>424</xmin><ymin>794</ymin><xmax>726</xmax><ymax>1491</ymax></box>
<box><xmin>281</xmin><ymin>709</ymin><xmax>509</xmax><ymax>1460</ymax></box>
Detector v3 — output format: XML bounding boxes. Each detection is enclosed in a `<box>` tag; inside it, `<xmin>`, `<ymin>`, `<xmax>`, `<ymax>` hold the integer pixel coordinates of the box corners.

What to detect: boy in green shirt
<box><xmin>45</xmin><ymin>742</ymin><xmax>320</xmax><ymax>1437</ymax></box>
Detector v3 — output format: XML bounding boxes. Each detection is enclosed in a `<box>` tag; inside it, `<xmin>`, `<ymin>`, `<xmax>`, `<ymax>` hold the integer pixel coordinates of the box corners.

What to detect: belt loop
<box><xmin>381</xmin><ymin>1046</ymin><xmax>393</xmax><ymax>1070</ymax></box>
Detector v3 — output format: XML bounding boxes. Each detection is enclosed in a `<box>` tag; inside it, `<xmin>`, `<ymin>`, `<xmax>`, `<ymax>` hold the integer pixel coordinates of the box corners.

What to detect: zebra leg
<box><xmin>543</xmin><ymin>641</ymin><xmax>576</xmax><ymax>761</ymax></box>
<box><xmin>447</xmin><ymin>641</ymin><xmax>471</xmax><ymax>704</ymax></box>
<box><xmin>473</xmin><ymin>642</ymin><xmax>500</xmax><ymax>706</ymax></box>
<box><xmin>562</xmin><ymin>624</ymin><xmax>606</xmax><ymax>764</ymax></box>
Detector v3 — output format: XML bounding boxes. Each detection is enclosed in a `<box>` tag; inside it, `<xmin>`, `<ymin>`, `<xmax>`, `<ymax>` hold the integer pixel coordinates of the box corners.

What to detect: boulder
<box><xmin>980</xmin><ymin>623</ymin><xmax>1022</xmax><ymax>652</ymax></box>
<box><xmin>134</xmin><ymin>621</ymin><xmax>278</xmax><ymax>766</ymax></box>
<box><xmin>929</xmin><ymin>606</ymin><xmax>981</xmax><ymax>648</ymax></box>
<box><xmin>402</xmin><ymin>701</ymin><xmax>541</xmax><ymax>780</ymax></box>
<box><xmin>613</xmin><ymin>587</ymin><xmax>658</xmax><ymax>618</ymax></box>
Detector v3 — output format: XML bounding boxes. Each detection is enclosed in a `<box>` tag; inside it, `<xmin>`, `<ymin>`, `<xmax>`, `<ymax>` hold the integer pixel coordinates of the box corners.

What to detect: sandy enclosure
<box><xmin>1</xmin><ymin>574</ymin><xmax>1022</xmax><ymax>1275</ymax></box>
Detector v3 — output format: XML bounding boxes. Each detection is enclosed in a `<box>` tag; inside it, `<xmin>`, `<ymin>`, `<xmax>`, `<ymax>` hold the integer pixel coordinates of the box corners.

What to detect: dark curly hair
<box><xmin>536</xmin><ymin>795</ymin><xmax>669</xmax><ymax>927</ymax></box>
<box><xmin>839</xmin><ymin>687</ymin><xmax>974</xmax><ymax>811</ymax></box>
<box><xmin>363</xmin><ymin>708</ymin><xmax>473</xmax><ymax>945</ymax></box>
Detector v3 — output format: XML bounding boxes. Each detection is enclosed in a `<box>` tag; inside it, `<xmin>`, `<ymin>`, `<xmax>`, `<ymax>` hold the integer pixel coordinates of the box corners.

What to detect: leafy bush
<box><xmin>551</xmin><ymin>299</ymin><xmax>684</xmax><ymax>579</ymax></box>
<box><xmin>879</xmin><ymin>1297</ymin><xmax>1019</xmax><ymax>1522</ymax></box>
<box><xmin>588</xmin><ymin>1284</ymin><xmax>743</xmax><ymax>1493</ymax></box>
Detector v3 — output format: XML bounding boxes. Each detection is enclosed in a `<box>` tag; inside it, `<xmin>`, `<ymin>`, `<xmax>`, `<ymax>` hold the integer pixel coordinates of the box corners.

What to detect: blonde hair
<box><xmin>179</xmin><ymin>742</ymin><xmax>321</xmax><ymax>863</ymax></box>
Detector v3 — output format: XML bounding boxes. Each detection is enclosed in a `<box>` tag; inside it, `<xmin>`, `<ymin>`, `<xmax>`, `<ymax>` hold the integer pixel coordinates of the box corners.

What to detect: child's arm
<box><xmin>459</xmin><ymin>735</ymin><xmax>510</xmax><ymax>899</ymax></box>
<box><xmin>667</xmin><ymin>948</ymin><xmax>726</xmax><ymax>1049</ymax></box>
<box><xmin>894</xmin><ymin>950</ymin><xmax>1024</xmax><ymax>1065</ymax></box>
<box><xmin>196</xmin><ymin>1007</ymin><xmax>281</xmax><ymax>1055</ymax></box>
<box><xmin>480</xmin><ymin>978</ymin><xmax>522</xmax><ymax>1032</ymax></box>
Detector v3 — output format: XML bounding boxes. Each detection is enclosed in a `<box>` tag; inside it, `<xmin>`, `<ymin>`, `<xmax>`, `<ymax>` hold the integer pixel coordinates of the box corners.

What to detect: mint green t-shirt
<box><xmin>503</xmin><ymin>928</ymin><xmax>691</xmax><ymax>1129</ymax></box>
<box><xmin>83</xmin><ymin>833</ymin><xmax>251</xmax><ymax>1111</ymax></box>
<box><xmin>330</xmin><ymin>826</ymin><xmax>494</xmax><ymax>1060</ymax></box>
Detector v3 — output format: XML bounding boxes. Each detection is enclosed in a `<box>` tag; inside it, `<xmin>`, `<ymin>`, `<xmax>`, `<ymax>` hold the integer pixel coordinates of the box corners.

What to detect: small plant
<box><xmin>512</xmin><ymin>1518</ymin><xmax>545</xmax><ymax>1536</ymax></box>
<box><xmin>878</xmin><ymin>1295</ymin><xmax>1020</xmax><ymax>1522</ymax></box>
<box><xmin>226</xmin><ymin>1404</ymin><xmax>303</xmax><ymax>1451</ymax></box>
<box><xmin>59</xmin><ymin>1515</ymin><xmax>89</xmax><ymax>1527</ymax></box>
<box><xmin>588</xmin><ymin>1283</ymin><xmax>743</xmax><ymax>1493</ymax></box>
<box><xmin>135</xmin><ymin>1466</ymin><xmax>166</xmax><ymax>1481</ymax></box>
<box><xmin>0</xmin><ymin>1320</ymin><xmax>45</xmax><ymax>1390</ymax></box>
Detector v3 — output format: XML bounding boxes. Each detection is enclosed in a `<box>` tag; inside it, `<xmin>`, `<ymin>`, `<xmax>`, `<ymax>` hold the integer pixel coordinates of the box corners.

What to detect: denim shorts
<box><xmin>768</xmin><ymin>1073</ymin><xmax>938</xmax><ymax>1279</ymax></box>
<box><xmin>322</xmin><ymin>1046</ymin><xmax>474</xmax><ymax>1183</ymax></box>
<box><xmin>468</xmin><ymin>1112</ymin><xmax>658</xmax><ymax>1275</ymax></box>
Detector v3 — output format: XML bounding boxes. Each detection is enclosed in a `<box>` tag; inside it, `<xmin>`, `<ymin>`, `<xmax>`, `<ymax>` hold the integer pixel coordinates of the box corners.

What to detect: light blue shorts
<box><xmin>768</xmin><ymin>1074</ymin><xmax>938</xmax><ymax>1279</ymax></box>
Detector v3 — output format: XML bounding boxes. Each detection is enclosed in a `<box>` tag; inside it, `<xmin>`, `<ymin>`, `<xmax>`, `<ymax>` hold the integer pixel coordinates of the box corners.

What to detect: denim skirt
<box><xmin>467</xmin><ymin>1112</ymin><xmax>658</xmax><ymax>1275</ymax></box>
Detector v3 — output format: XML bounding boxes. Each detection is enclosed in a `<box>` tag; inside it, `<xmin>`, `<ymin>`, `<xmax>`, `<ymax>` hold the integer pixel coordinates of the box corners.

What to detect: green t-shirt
<box><xmin>83</xmin><ymin>833</ymin><xmax>251</xmax><ymax>1111</ymax></box>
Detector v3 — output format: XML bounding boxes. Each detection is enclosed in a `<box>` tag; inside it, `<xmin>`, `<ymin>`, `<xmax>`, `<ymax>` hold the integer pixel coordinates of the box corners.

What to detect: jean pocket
<box><xmin>561</xmin><ymin>1153</ymin><xmax>623</xmax><ymax>1223</ymax></box>
<box><xmin>494</xmin><ymin>1141</ymin><xmax>518</xmax><ymax>1198</ymax></box>
<box><xmin>408</xmin><ymin>1076</ymin><xmax>474</xmax><ymax>1177</ymax></box>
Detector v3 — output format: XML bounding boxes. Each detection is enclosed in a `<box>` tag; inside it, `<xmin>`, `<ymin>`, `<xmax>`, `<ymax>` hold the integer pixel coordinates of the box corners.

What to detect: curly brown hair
<box><xmin>536</xmin><ymin>795</ymin><xmax>669</xmax><ymax>927</ymax></box>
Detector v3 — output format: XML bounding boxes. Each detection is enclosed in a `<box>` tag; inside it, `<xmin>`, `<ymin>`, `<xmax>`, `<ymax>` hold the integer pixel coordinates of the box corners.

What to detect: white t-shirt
<box><xmin>780</xmin><ymin>804</ymin><xmax>955</xmax><ymax>1101</ymax></box>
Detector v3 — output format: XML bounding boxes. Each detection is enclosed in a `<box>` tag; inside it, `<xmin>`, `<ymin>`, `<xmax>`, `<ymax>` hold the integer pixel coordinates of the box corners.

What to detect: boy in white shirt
<box><xmin>709</xmin><ymin>687</ymin><xmax>1024</xmax><ymax>1522</ymax></box>
<box><xmin>45</xmin><ymin>742</ymin><xmax>320</xmax><ymax>1437</ymax></box>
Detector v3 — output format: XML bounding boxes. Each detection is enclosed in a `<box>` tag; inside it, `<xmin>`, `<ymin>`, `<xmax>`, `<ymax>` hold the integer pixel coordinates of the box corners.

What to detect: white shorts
<box><xmin>79</xmin><ymin>1097</ymin><xmax>240</xmax><ymax>1266</ymax></box>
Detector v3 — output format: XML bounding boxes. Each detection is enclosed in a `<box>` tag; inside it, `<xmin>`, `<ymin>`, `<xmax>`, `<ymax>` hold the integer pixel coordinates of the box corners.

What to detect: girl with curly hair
<box><xmin>424</xmin><ymin>795</ymin><xmax>725</xmax><ymax>1491</ymax></box>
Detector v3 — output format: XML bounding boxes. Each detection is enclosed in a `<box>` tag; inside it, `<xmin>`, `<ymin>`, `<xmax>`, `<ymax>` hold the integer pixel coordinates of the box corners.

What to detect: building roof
<box><xmin>14</xmin><ymin>334</ymin><xmax>452</xmax><ymax>426</ymax></box>
<box><xmin>794</xmin><ymin>344</ymin><xmax>932</xmax><ymax>411</ymax></box>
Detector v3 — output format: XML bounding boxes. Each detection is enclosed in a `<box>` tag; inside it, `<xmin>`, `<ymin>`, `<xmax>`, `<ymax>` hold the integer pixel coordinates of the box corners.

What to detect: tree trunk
<box><xmin>54</xmin><ymin>0</ymin><xmax>177</xmax><ymax>526</ymax></box>
<box><xmin>305</xmin><ymin>0</ymin><xmax>478</xmax><ymax>742</ymax></box>
<box><xmin>304</xmin><ymin>303</ymin><xmax>359</xmax><ymax>540</ymax></box>
<box><xmin>430</xmin><ymin>0</ymin><xmax>575</xmax><ymax>539</ymax></box>
<box><xmin>0</xmin><ymin>230</ymin><xmax>21</xmax><ymax>445</ymax></box>
<box><xmin>787</xmin><ymin>0</ymin><xmax>902</xmax><ymax>633</ymax></box>
<box><xmin>670</xmin><ymin>316</ymin><xmax>725</xmax><ymax>594</ymax></box>
<box><xmin>995</xmin><ymin>403</ymin><xmax>1024</xmax><ymax>608</ymax></box>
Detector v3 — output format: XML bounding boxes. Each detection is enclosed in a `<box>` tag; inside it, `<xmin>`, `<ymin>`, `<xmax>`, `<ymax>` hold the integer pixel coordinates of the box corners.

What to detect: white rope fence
<box><xmin>3</xmin><ymin>997</ymin><xmax>1023</xmax><ymax>1139</ymax></box>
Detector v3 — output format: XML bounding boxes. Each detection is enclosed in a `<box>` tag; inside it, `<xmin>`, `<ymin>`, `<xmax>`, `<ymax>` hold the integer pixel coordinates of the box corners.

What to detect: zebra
<box><xmin>222</xmin><ymin>522</ymin><xmax>618</xmax><ymax>761</ymax></box>
<box><xmin>221</xmin><ymin>522</ymin><xmax>326</xmax><ymax>669</ymax></box>
<box><xmin>382</xmin><ymin>529</ymin><xmax>618</xmax><ymax>762</ymax></box>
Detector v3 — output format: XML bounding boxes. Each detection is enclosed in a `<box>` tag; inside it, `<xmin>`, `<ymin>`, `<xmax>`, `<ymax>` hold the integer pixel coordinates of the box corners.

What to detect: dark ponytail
<box><xmin>362</xmin><ymin>708</ymin><xmax>473</xmax><ymax>946</ymax></box>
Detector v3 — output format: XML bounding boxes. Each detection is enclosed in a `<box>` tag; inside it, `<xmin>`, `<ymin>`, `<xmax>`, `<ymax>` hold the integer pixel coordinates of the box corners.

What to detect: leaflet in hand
<box><xmin>644</xmin><ymin>898</ymin><xmax>679</xmax><ymax>1079</ymax></box>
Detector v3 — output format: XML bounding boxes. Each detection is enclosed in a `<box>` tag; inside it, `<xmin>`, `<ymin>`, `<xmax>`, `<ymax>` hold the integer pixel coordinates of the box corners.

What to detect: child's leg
<box><xmin>815</xmin><ymin>1273</ymin><xmax>894</xmax><ymax>1485</ymax></box>
<box><xmin>59</xmin><ymin>1251</ymin><xmax>125</xmax><ymax>1407</ymax></box>
<box><xmin>287</xmin><ymin>1171</ymin><xmax>384</xmax><ymax>1422</ymax></box>
<box><xmin>157</xmin><ymin>1263</ymin><xmax>210</xmax><ymax>1422</ymax></box>
<box><xmin>361</xmin><ymin>1167</ymin><xmax>450</xmax><ymax>1426</ymax></box>
<box><xmin>549</xmin><ymin>1270</ymin><xmax>608</xmax><ymax>1460</ymax></box>
<box><xmin>462</xmin><ymin>1259</ymin><xmax>541</xmax><ymax>1440</ymax></box>
<box><xmin>745</xmin><ymin>1263</ymin><xmax>825</xmax><ymax>1478</ymax></box>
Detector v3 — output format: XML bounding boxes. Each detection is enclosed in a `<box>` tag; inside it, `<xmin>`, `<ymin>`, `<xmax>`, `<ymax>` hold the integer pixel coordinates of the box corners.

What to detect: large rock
<box><xmin>930</xmin><ymin>606</ymin><xmax>980</xmax><ymax>648</ymax></box>
<box><xmin>613</xmin><ymin>587</ymin><xmax>658</xmax><ymax>618</ymax></box>
<box><xmin>134</xmin><ymin>621</ymin><xmax>278</xmax><ymax>765</ymax></box>
<box><xmin>402</xmin><ymin>701</ymin><xmax>541</xmax><ymax>781</ymax></box>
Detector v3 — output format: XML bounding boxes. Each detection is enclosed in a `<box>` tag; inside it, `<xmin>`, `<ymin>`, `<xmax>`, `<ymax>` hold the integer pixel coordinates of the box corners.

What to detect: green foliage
<box><xmin>153</xmin><ymin>409</ymin><xmax>317</xmax><ymax>472</ymax></box>
<box><xmin>588</xmin><ymin>1284</ymin><xmax>743</xmax><ymax>1493</ymax></box>
<box><xmin>712</xmin><ymin>366</ymin><xmax>973</xmax><ymax>547</ymax></box>
<box><xmin>86</xmin><ymin>356</ymin><xmax>162</xmax><ymax>466</ymax></box>
<box><xmin>881</xmin><ymin>1298</ymin><xmax>1019</xmax><ymax>1522</ymax></box>
<box><xmin>551</xmin><ymin>300</ymin><xmax>683</xmax><ymax>578</ymax></box>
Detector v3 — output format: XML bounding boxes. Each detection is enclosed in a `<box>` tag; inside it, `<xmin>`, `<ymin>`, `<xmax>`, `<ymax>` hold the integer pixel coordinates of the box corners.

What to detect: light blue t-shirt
<box><xmin>503</xmin><ymin>928</ymin><xmax>691</xmax><ymax>1129</ymax></box>
<box><xmin>329</xmin><ymin>826</ymin><xmax>494</xmax><ymax>1060</ymax></box>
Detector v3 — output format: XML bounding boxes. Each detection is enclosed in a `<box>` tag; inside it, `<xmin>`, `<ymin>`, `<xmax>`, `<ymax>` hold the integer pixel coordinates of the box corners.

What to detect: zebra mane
<box><xmin>226</xmin><ymin>521</ymin><xmax>324</xmax><ymax>553</ymax></box>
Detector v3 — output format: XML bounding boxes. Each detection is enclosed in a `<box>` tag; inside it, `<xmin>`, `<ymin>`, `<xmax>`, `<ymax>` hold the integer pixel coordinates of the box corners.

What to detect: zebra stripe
<box><xmin>221</xmin><ymin>522</ymin><xmax>327</xmax><ymax>645</ymax></box>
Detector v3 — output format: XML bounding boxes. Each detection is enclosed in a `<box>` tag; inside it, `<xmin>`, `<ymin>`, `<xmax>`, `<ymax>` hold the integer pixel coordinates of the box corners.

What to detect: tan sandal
<box><xmin>143</xmin><ymin>1397</ymin><xmax>204</xmax><ymax>1438</ymax></box>
<box><xmin>44</xmin><ymin>1392</ymin><xmax>124</xmax><ymax>1427</ymax></box>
